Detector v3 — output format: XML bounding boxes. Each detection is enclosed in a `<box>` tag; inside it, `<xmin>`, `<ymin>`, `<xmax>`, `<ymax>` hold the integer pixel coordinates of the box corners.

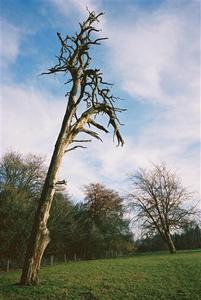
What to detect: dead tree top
<box><xmin>42</xmin><ymin>11</ymin><xmax>125</xmax><ymax>147</ymax></box>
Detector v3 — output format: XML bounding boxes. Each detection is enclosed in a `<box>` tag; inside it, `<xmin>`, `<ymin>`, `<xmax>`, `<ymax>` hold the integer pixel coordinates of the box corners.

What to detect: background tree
<box><xmin>46</xmin><ymin>192</ymin><xmax>75</xmax><ymax>261</ymax></box>
<box><xmin>72</xmin><ymin>183</ymin><xmax>134</xmax><ymax>259</ymax></box>
<box><xmin>20</xmin><ymin>11</ymin><xmax>124</xmax><ymax>285</ymax></box>
<box><xmin>136</xmin><ymin>221</ymin><xmax>201</xmax><ymax>253</ymax></box>
<box><xmin>0</xmin><ymin>151</ymin><xmax>45</xmax><ymax>200</ymax></box>
<box><xmin>128</xmin><ymin>163</ymin><xmax>196</xmax><ymax>253</ymax></box>
<box><xmin>172</xmin><ymin>221</ymin><xmax>201</xmax><ymax>250</ymax></box>
<box><xmin>135</xmin><ymin>234</ymin><xmax>166</xmax><ymax>252</ymax></box>
<box><xmin>0</xmin><ymin>152</ymin><xmax>45</xmax><ymax>268</ymax></box>
<box><xmin>0</xmin><ymin>151</ymin><xmax>76</xmax><ymax>268</ymax></box>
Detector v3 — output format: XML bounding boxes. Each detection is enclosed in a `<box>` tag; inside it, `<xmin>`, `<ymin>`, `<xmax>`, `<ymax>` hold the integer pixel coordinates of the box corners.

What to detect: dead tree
<box><xmin>20</xmin><ymin>11</ymin><xmax>124</xmax><ymax>285</ymax></box>
<box><xmin>128</xmin><ymin>163</ymin><xmax>196</xmax><ymax>253</ymax></box>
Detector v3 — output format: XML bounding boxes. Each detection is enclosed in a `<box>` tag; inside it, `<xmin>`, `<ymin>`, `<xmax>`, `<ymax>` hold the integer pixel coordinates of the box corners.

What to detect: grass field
<box><xmin>0</xmin><ymin>250</ymin><xmax>201</xmax><ymax>300</ymax></box>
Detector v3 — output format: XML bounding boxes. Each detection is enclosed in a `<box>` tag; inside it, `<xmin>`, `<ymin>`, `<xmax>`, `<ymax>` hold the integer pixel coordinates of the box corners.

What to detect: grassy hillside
<box><xmin>0</xmin><ymin>250</ymin><xmax>201</xmax><ymax>300</ymax></box>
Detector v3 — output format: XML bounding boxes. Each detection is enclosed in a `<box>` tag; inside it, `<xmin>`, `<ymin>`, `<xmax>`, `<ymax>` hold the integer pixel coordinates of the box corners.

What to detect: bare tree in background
<box><xmin>20</xmin><ymin>11</ymin><xmax>124</xmax><ymax>285</ymax></box>
<box><xmin>128</xmin><ymin>163</ymin><xmax>196</xmax><ymax>253</ymax></box>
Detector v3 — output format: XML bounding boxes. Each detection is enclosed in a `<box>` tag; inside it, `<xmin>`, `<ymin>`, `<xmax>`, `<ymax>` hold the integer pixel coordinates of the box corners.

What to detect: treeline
<box><xmin>136</xmin><ymin>223</ymin><xmax>201</xmax><ymax>252</ymax></box>
<box><xmin>0</xmin><ymin>151</ymin><xmax>200</xmax><ymax>270</ymax></box>
<box><xmin>0</xmin><ymin>152</ymin><xmax>134</xmax><ymax>270</ymax></box>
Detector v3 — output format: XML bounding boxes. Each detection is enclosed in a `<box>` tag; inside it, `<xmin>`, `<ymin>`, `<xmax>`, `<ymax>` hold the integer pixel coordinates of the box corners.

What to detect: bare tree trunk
<box><xmin>20</xmin><ymin>82</ymin><xmax>79</xmax><ymax>285</ymax></box>
<box><xmin>20</xmin><ymin>136</ymin><xmax>71</xmax><ymax>285</ymax></box>
<box><xmin>164</xmin><ymin>231</ymin><xmax>176</xmax><ymax>253</ymax></box>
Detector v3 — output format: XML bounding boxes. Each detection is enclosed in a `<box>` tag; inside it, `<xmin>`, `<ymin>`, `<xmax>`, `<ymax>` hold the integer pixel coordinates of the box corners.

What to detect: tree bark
<box><xmin>20</xmin><ymin>81</ymin><xmax>79</xmax><ymax>285</ymax></box>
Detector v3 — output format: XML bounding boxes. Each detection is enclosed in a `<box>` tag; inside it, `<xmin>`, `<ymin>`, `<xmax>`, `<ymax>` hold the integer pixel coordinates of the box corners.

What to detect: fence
<box><xmin>0</xmin><ymin>253</ymin><xmax>83</xmax><ymax>272</ymax></box>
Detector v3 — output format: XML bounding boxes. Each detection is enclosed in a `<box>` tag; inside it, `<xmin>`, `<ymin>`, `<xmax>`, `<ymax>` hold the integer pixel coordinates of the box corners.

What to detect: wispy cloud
<box><xmin>1</xmin><ymin>84</ymin><xmax>65</xmax><ymax>155</ymax></box>
<box><xmin>48</xmin><ymin>0</ymin><xmax>100</xmax><ymax>17</ymax></box>
<box><xmin>106</xmin><ymin>2</ymin><xmax>199</xmax><ymax>104</ymax></box>
<box><xmin>0</xmin><ymin>20</ymin><xmax>22</xmax><ymax>68</ymax></box>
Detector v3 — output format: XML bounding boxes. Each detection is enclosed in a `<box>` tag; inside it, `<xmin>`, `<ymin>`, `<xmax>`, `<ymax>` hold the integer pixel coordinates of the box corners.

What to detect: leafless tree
<box><xmin>128</xmin><ymin>163</ymin><xmax>197</xmax><ymax>253</ymax></box>
<box><xmin>20</xmin><ymin>11</ymin><xmax>124</xmax><ymax>285</ymax></box>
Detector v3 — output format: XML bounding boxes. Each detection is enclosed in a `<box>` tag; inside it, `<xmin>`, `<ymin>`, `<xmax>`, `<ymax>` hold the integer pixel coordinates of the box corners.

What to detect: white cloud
<box><xmin>106</xmin><ymin>3</ymin><xmax>199</xmax><ymax>104</ymax></box>
<box><xmin>47</xmin><ymin>0</ymin><xmax>106</xmax><ymax>33</ymax></box>
<box><xmin>0</xmin><ymin>20</ymin><xmax>22</xmax><ymax>68</ymax></box>
<box><xmin>48</xmin><ymin>0</ymin><xmax>100</xmax><ymax>17</ymax></box>
<box><xmin>1</xmin><ymin>84</ymin><xmax>65</xmax><ymax>156</ymax></box>
<box><xmin>108</xmin><ymin>16</ymin><xmax>180</xmax><ymax>101</ymax></box>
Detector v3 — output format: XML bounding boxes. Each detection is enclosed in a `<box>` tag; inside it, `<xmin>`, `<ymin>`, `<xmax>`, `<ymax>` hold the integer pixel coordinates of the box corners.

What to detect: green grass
<box><xmin>0</xmin><ymin>250</ymin><xmax>201</xmax><ymax>300</ymax></box>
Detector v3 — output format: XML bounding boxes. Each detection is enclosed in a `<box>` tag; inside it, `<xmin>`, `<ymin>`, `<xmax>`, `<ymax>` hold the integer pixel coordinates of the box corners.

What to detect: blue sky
<box><xmin>0</xmin><ymin>0</ymin><xmax>200</xmax><ymax>203</ymax></box>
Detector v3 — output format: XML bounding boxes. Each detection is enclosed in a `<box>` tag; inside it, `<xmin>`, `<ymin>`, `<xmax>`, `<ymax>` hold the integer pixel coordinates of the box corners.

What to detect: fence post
<box><xmin>74</xmin><ymin>253</ymin><xmax>77</xmax><ymax>262</ymax></box>
<box><xmin>6</xmin><ymin>259</ymin><xmax>10</xmax><ymax>272</ymax></box>
<box><xmin>50</xmin><ymin>255</ymin><xmax>54</xmax><ymax>266</ymax></box>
